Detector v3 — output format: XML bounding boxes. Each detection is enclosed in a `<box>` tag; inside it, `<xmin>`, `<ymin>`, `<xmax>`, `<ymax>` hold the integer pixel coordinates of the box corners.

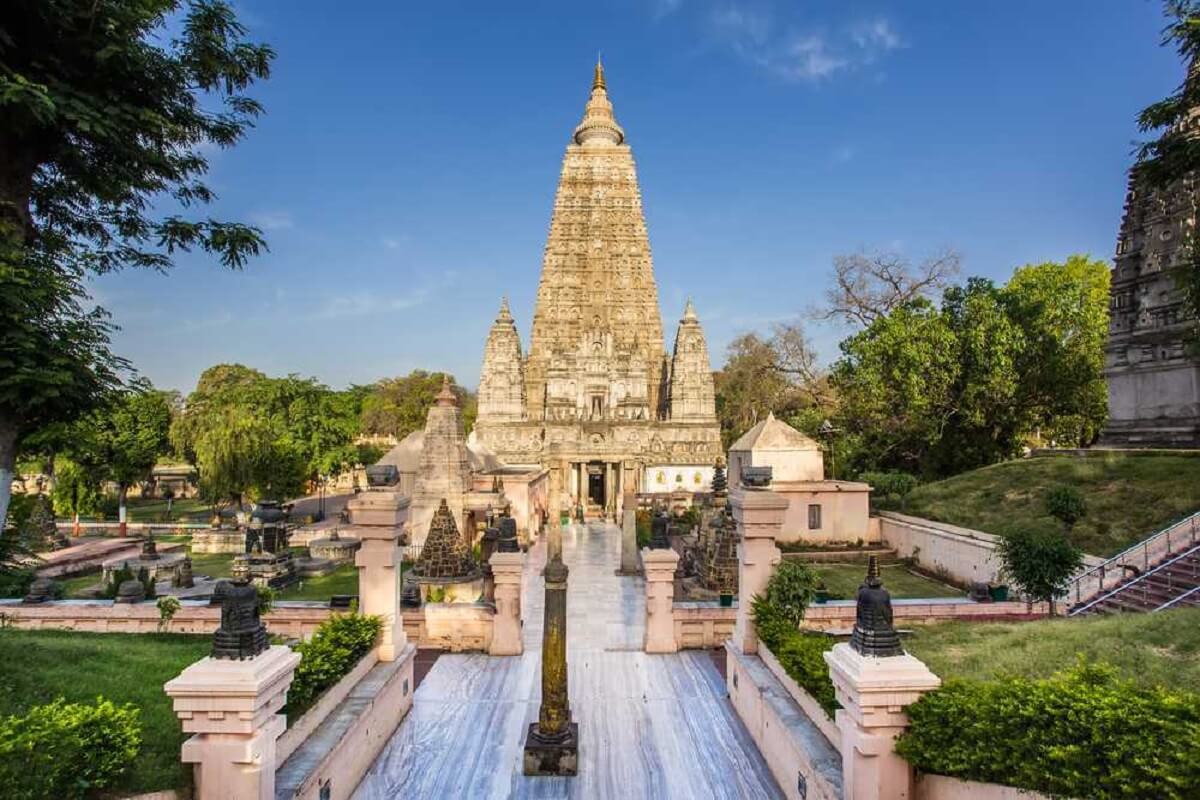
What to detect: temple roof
<box><xmin>414</xmin><ymin>499</ymin><xmax>478</xmax><ymax>581</ymax></box>
<box><xmin>573</xmin><ymin>56</ymin><xmax>624</xmax><ymax>146</ymax></box>
<box><xmin>729</xmin><ymin>412</ymin><xmax>821</xmax><ymax>453</ymax></box>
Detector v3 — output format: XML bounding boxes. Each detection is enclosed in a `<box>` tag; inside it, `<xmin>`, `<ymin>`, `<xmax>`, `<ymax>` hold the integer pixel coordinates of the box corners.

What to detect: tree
<box><xmin>714</xmin><ymin>333</ymin><xmax>797</xmax><ymax>448</ymax></box>
<box><xmin>1001</xmin><ymin>256</ymin><xmax>1111</xmax><ymax>446</ymax></box>
<box><xmin>997</xmin><ymin>528</ymin><xmax>1084</xmax><ymax>615</ymax></box>
<box><xmin>1133</xmin><ymin>2</ymin><xmax>1200</xmax><ymax>346</ymax></box>
<box><xmin>359</xmin><ymin>371</ymin><xmax>475</xmax><ymax>439</ymax></box>
<box><xmin>76</xmin><ymin>387</ymin><xmax>174</xmax><ymax>534</ymax></box>
<box><xmin>1045</xmin><ymin>486</ymin><xmax>1087</xmax><ymax>532</ymax></box>
<box><xmin>833</xmin><ymin>299</ymin><xmax>960</xmax><ymax>474</ymax></box>
<box><xmin>818</xmin><ymin>249</ymin><xmax>961</xmax><ymax>328</ymax></box>
<box><xmin>0</xmin><ymin>1</ymin><xmax>274</xmax><ymax>529</ymax></box>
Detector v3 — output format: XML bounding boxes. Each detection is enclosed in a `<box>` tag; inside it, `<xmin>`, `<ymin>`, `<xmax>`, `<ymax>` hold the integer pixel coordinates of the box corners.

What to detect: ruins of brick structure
<box><xmin>473</xmin><ymin>59</ymin><xmax>721</xmax><ymax>519</ymax></box>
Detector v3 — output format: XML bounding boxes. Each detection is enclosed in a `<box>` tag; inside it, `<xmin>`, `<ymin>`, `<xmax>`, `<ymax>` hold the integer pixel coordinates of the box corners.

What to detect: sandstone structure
<box><xmin>1101</xmin><ymin>59</ymin><xmax>1200</xmax><ymax>447</ymax></box>
<box><xmin>474</xmin><ymin>60</ymin><xmax>721</xmax><ymax>518</ymax></box>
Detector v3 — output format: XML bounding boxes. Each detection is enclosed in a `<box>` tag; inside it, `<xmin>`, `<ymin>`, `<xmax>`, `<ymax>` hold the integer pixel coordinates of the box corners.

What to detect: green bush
<box><xmin>1045</xmin><ymin>485</ymin><xmax>1087</xmax><ymax>529</ymax></box>
<box><xmin>751</xmin><ymin>565</ymin><xmax>839</xmax><ymax>716</ymax></box>
<box><xmin>0</xmin><ymin>697</ymin><xmax>142</xmax><ymax>800</ymax></box>
<box><xmin>861</xmin><ymin>471</ymin><xmax>920</xmax><ymax>505</ymax></box>
<box><xmin>635</xmin><ymin>510</ymin><xmax>652</xmax><ymax>548</ymax></box>
<box><xmin>287</xmin><ymin>612</ymin><xmax>382</xmax><ymax>720</ymax></box>
<box><xmin>896</xmin><ymin>661</ymin><xmax>1200</xmax><ymax>800</ymax></box>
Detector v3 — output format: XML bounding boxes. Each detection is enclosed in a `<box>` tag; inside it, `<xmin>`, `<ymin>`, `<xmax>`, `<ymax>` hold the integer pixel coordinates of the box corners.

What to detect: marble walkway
<box><xmin>352</xmin><ymin>522</ymin><xmax>783</xmax><ymax>799</ymax></box>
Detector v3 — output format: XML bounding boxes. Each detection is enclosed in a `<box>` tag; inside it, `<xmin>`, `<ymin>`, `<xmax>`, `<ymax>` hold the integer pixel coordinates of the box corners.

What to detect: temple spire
<box><xmin>594</xmin><ymin>54</ymin><xmax>606</xmax><ymax>91</ymax></box>
<box><xmin>573</xmin><ymin>58</ymin><xmax>624</xmax><ymax>146</ymax></box>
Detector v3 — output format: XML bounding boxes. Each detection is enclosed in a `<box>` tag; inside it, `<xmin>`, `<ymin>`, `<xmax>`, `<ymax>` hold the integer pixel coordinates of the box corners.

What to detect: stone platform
<box><xmin>352</xmin><ymin>522</ymin><xmax>782</xmax><ymax>799</ymax></box>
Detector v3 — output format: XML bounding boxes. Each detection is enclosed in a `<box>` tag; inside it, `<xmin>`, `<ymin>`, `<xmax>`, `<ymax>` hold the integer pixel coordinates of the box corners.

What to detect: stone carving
<box><xmin>23</xmin><ymin>576</ymin><xmax>59</xmax><ymax>604</ymax></box>
<box><xmin>497</xmin><ymin>515</ymin><xmax>520</xmax><ymax>553</ymax></box>
<box><xmin>211</xmin><ymin>576</ymin><xmax>270</xmax><ymax>660</ymax></box>
<box><xmin>523</xmin><ymin>544</ymin><xmax>578</xmax><ymax>775</ymax></box>
<box><xmin>848</xmin><ymin>556</ymin><xmax>903</xmax><ymax>658</ymax></box>
<box><xmin>115</xmin><ymin>578</ymin><xmax>146</xmax><ymax>604</ymax></box>
<box><xmin>366</xmin><ymin>464</ymin><xmax>400</xmax><ymax>487</ymax></box>
<box><xmin>413</xmin><ymin>499</ymin><xmax>479</xmax><ymax>581</ymax></box>
<box><xmin>408</xmin><ymin>377</ymin><xmax>473</xmax><ymax>545</ymax></box>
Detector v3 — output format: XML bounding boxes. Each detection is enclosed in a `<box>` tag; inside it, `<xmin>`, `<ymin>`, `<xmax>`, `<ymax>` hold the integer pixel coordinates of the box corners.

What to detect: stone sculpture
<box><xmin>413</xmin><ymin>499</ymin><xmax>479</xmax><ymax>581</ymax></box>
<box><xmin>848</xmin><ymin>555</ymin><xmax>903</xmax><ymax>658</ymax></box>
<box><xmin>211</xmin><ymin>576</ymin><xmax>269</xmax><ymax>660</ymax></box>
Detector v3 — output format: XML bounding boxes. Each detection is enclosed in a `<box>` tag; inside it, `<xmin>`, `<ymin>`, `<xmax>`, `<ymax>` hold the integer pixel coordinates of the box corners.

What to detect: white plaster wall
<box><xmin>642</xmin><ymin>464</ymin><xmax>713</xmax><ymax>493</ymax></box>
<box><xmin>878</xmin><ymin>512</ymin><xmax>1005</xmax><ymax>586</ymax></box>
<box><xmin>775</xmin><ymin>484</ymin><xmax>873</xmax><ymax>544</ymax></box>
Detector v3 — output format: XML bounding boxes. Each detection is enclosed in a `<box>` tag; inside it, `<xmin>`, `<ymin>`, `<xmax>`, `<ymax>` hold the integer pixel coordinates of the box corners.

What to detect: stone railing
<box><xmin>672</xmin><ymin>602</ymin><xmax>736</xmax><ymax>650</ymax></box>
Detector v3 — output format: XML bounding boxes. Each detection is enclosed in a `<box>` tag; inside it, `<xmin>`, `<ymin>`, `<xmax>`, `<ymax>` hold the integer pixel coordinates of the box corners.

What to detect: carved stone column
<box><xmin>617</xmin><ymin>493</ymin><xmax>640</xmax><ymax>575</ymax></box>
<box><xmin>642</xmin><ymin>546</ymin><xmax>679</xmax><ymax>653</ymax></box>
<box><xmin>348</xmin><ymin>489</ymin><xmax>410</xmax><ymax>661</ymax></box>
<box><xmin>523</xmin><ymin>550</ymin><xmax>578</xmax><ymax>775</ymax></box>
<box><xmin>730</xmin><ymin>487</ymin><xmax>787</xmax><ymax>655</ymax></box>
<box><xmin>489</xmin><ymin>551</ymin><xmax>525</xmax><ymax>656</ymax></box>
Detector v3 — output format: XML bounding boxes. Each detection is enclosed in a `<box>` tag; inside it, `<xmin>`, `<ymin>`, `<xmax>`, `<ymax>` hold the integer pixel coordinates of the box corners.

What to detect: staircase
<box><xmin>1068</xmin><ymin>512</ymin><xmax>1200</xmax><ymax>615</ymax></box>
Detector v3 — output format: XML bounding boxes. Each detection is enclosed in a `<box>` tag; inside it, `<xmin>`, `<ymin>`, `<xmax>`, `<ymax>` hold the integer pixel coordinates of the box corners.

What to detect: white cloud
<box><xmin>704</xmin><ymin>4</ymin><xmax>904</xmax><ymax>84</ymax></box>
<box><xmin>250</xmin><ymin>210</ymin><xmax>294</xmax><ymax>231</ymax></box>
<box><xmin>311</xmin><ymin>288</ymin><xmax>431</xmax><ymax>320</ymax></box>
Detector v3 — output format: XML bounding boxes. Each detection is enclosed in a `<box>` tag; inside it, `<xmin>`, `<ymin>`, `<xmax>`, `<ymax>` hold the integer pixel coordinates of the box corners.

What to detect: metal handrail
<box><xmin>1154</xmin><ymin>584</ymin><xmax>1200</xmax><ymax>612</ymax></box>
<box><xmin>1066</xmin><ymin>511</ymin><xmax>1200</xmax><ymax>606</ymax></box>
<box><xmin>1069</xmin><ymin>541</ymin><xmax>1200</xmax><ymax>616</ymax></box>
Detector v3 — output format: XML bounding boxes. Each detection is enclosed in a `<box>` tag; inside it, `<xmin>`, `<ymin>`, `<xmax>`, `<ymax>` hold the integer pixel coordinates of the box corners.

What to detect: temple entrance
<box><xmin>587</xmin><ymin>462</ymin><xmax>606</xmax><ymax>509</ymax></box>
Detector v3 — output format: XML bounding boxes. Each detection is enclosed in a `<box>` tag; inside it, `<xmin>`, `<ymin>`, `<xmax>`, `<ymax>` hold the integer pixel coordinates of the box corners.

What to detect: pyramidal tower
<box><xmin>475</xmin><ymin>59</ymin><xmax>721</xmax><ymax>518</ymax></box>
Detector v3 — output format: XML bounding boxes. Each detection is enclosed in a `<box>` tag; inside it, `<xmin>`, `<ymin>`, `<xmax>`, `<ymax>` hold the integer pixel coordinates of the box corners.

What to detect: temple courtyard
<box><xmin>352</xmin><ymin>522</ymin><xmax>783</xmax><ymax>799</ymax></box>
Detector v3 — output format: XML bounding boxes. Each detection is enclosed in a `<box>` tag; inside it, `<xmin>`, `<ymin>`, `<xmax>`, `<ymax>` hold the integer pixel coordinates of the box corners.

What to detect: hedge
<box><xmin>287</xmin><ymin>611</ymin><xmax>381</xmax><ymax>720</ymax></box>
<box><xmin>752</xmin><ymin>586</ymin><xmax>839</xmax><ymax>716</ymax></box>
<box><xmin>895</xmin><ymin>661</ymin><xmax>1200</xmax><ymax>800</ymax></box>
<box><xmin>0</xmin><ymin>697</ymin><xmax>142</xmax><ymax>800</ymax></box>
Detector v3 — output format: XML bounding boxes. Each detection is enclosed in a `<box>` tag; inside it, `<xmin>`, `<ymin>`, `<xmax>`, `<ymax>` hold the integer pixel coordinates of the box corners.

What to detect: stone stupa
<box><xmin>412</xmin><ymin>498</ymin><xmax>482</xmax><ymax>603</ymax></box>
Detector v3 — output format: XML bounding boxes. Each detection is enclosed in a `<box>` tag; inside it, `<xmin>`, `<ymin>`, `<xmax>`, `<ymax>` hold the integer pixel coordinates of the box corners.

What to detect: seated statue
<box><xmin>848</xmin><ymin>557</ymin><xmax>904</xmax><ymax>658</ymax></box>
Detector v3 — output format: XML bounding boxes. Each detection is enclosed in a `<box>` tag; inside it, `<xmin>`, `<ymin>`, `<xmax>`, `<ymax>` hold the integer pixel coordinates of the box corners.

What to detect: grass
<box><xmin>888</xmin><ymin>452</ymin><xmax>1200</xmax><ymax>556</ymax></box>
<box><xmin>185</xmin><ymin>550</ymin><xmax>234</xmax><ymax>579</ymax></box>
<box><xmin>0</xmin><ymin>628</ymin><xmax>211</xmax><ymax>795</ymax></box>
<box><xmin>59</xmin><ymin>569</ymin><xmax>104</xmax><ymax>598</ymax></box>
<box><xmin>813</xmin><ymin>563</ymin><xmax>963</xmax><ymax>600</ymax></box>
<box><xmin>125</xmin><ymin>497</ymin><xmax>212</xmax><ymax>523</ymax></box>
<box><xmin>276</xmin><ymin>564</ymin><xmax>359</xmax><ymax>600</ymax></box>
<box><xmin>903</xmin><ymin>608</ymin><xmax>1200</xmax><ymax>693</ymax></box>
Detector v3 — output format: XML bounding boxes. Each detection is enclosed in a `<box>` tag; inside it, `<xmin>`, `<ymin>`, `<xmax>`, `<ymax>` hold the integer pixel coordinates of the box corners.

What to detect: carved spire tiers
<box><xmin>409</xmin><ymin>377</ymin><xmax>473</xmax><ymax>545</ymax></box>
<box><xmin>413</xmin><ymin>499</ymin><xmax>479</xmax><ymax>582</ymax></box>
<box><xmin>669</xmin><ymin>299</ymin><xmax>717</xmax><ymax>423</ymax></box>
<box><xmin>478</xmin><ymin>296</ymin><xmax>526</xmax><ymax>422</ymax></box>
<box><xmin>573</xmin><ymin>57</ymin><xmax>624</xmax><ymax>147</ymax></box>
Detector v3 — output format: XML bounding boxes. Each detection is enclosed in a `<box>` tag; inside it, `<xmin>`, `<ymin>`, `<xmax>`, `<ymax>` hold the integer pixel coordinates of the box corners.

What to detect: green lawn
<box><xmin>0</xmin><ymin>629</ymin><xmax>210</xmax><ymax>795</ymax></box>
<box><xmin>186</xmin><ymin>551</ymin><xmax>234</xmax><ymax>579</ymax></box>
<box><xmin>813</xmin><ymin>563</ymin><xmax>963</xmax><ymax>600</ymax></box>
<box><xmin>276</xmin><ymin>564</ymin><xmax>359</xmax><ymax>600</ymax></box>
<box><xmin>887</xmin><ymin>453</ymin><xmax>1200</xmax><ymax>556</ymax></box>
<box><xmin>60</xmin><ymin>569</ymin><xmax>104</xmax><ymax>598</ymax></box>
<box><xmin>904</xmin><ymin>608</ymin><xmax>1200</xmax><ymax>693</ymax></box>
<box><xmin>125</xmin><ymin>497</ymin><xmax>212</xmax><ymax>522</ymax></box>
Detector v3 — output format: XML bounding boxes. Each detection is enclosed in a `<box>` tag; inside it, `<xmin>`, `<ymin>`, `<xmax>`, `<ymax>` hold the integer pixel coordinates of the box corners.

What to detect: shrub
<box><xmin>635</xmin><ymin>510</ymin><xmax>652</xmax><ymax>548</ymax></box>
<box><xmin>287</xmin><ymin>612</ymin><xmax>382</xmax><ymax>719</ymax></box>
<box><xmin>256</xmin><ymin>584</ymin><xmax>275</xmax><ymax>615</ymax></box>
<box><xmin>861</xmin><ymin>471</ymin><xmax>920</xmax><ymax>507</ymax></box>
<box><xmin>758</xmin><ymin>559</ymin><xmax>820</xmax><ymax>627</ymax></box>
<box><xmin>997</xmin><ymin>528</ymin><xmax>1083</xmax><ymax>614</ymax></box>
<box><xmin>896</xmin><ymin>662</ymin><xmax>1200</xmax><ymax>800</ymax></box>
<box><xmin>0</xmin><ymin>697</ymin><xmax>142</xmax><ymax>800</ymax></box>
<box><xmin>156</xmin><ymin>596</ymin><xmax>181</xmax><ymax>632</ymax></box>
<box><xmin>1045</xmin><ymin>485</ymin><xmax>1087</xmax><ymax>530</ymax></box>
<box><xmin>773</xmin><ymin>632</ymin><xmax>839</xmax><ymax>715</ymax></box>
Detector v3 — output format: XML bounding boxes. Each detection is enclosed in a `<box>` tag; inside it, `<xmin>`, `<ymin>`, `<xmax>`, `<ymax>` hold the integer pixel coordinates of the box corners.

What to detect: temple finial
<box><xmin>436</xmin><ymin>374</ymin><xmax>457</xmax><ymax>407</ymax></box>
<box><xmin>498</xmin><ymin>294</ymin><xmax>512</xmax><ymax>322</ymax></box>
<box><xmin>593</xmin><ymin>53</ymin><xmax>606</xmax><ymax>91</ymax></box>
<box><xmin>683</xmin><ymin>297</ymin><xmax>697</xmax><ymax>321</ymax></box>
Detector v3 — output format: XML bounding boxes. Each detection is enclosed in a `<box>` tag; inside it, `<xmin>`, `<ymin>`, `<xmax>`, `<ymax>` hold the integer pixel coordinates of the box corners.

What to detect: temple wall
<box><xmin>775</xmin><ymin>482</ymin><xmax>872</xmax><ymax>544</ymax></box>
<box><xmin>671</xmin><ymin>602</ymin><xmax>735</xmax><ymax>649</ymax></box>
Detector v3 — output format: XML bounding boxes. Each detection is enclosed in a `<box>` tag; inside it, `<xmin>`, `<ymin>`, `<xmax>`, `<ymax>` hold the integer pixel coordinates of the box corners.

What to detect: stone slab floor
<box><xmin>352</xmin><ymin>521</ymin><xmax>782</xmax><ymax>799</ymax></box>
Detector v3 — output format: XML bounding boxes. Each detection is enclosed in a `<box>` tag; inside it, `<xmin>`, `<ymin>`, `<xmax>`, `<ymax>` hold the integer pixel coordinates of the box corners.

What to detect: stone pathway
<box><xmin>352</xmin><ymin>522</ymin><xmax>782</xmax><ymax>799</ymax></box>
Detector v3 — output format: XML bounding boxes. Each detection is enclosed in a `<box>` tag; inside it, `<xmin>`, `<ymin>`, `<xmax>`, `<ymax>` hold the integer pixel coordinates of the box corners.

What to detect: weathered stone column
<box><xmin>642</xmin><ymin>546</ymin><xmax>679</xmax><ymax>653</ymax></box>
<box><xmin>618</xmin><ymin>493</ymin><xmax>640</xmax><ymax>575</ymax></box>
<box><xmin>524</xmin><ymin>549</ymin><xmax>578</xmax><ymax>775</ymax></box>
<box><xmin>348</xmin><ymin>486</ymin><xmax>410</xmax><ymax>661</ymax></box>
<box><xmin>730</xmin><ymin>486</ymin><xmax>787</xmax><ymax>654</ymax></box>
<box><xmin>824</xmin><ymin>558</ymin><xmax>941</xmax><ymax>800</ymax></box>
<box><xmin>489</xmin><ymin>550</ymin><xmax>525</xmax><ymax>656</ymax></box>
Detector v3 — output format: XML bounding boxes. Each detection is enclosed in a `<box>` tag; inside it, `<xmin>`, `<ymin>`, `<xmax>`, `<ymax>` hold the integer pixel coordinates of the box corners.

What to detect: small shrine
<box><xmin>412</xmin><ymin>498</ymin><xmax>482</xmax><ymax>602</ymax></box>
<box><xmin>101</xmin><ymin>533</ymin><xmax>187</xmax><ymax>586</ymax></box>
<box><xmin>309</xmin><ymin>528</ymin><xmax>362</xmax><ymax>564</ymax></box>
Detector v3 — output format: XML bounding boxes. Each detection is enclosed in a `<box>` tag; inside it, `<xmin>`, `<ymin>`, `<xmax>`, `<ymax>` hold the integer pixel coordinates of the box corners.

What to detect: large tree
<box><xmin>359</xmin><ymin>371</ymin><xmax>476</xmax><ymax>440</ymax></box>
<box><xmin>817</xmin><ymin>249</ymin><xmax>961</xmax><ymax>328</ymax></box>
<box><xmin>0</xmin><ymin>1</ymin><xmax>273</xmax><ymax>527</ymax></box>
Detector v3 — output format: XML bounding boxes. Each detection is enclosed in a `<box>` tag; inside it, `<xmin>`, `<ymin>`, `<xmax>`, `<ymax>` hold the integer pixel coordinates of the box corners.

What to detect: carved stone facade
<box><xmin>1100</xmin><ymin>73</ymin><xmax>1200</xmax><ymax>446</ymax></box>
<box><xmin>474</xmin><ymin>61</ymin><xmax>720</xmax><ymax>516</ymax></box>
<box><xmin>408</xmin><ymin>378</ymin><xmax>473</xmax><ymax>545</ymax></box>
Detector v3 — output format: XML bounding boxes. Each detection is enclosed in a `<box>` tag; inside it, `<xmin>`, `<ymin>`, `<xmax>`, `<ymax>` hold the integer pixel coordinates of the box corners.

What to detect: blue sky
<box><xmin>93</xmin><ymin>0</ymin><xmax>1184</xmax><ymax>393</ymax></box>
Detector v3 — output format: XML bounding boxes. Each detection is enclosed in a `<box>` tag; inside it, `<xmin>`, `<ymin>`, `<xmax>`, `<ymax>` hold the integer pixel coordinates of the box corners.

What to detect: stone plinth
<box><xmin>824</xmin><ymin>642</ymin><xmax>941</xmax><ymax>800</ymax></box>
<box><xmin>730</xmin><ymin>487</ymin><xmax>787</xmax><ymax>654</ymax></box>
<box><xmin>164</xmin><ymin>645</ymin><xmax>300</xmax><ymax>800</ymax></box>
<box><xmin>642</xmin><ymin>547</ymin><xmax>679</xmax><ymax>654</ymax></box>
<box><xmin>350</xmin><ymin>490</ymin><xmax>410</xmax><ymax>661</ymax></box>
<box><xmin>102</xmin><ymin>548</ymin><xmax>187</xmax><ymax>584</ymax></box>
<box><xmin>489</xmin><ymin>551</ymin><xmax>525</xmax><ymax>656</ymax></box>
<box><xmin>309</xmin><ymin>531</ymin><xmax>361</xmax><ymax>564</ymax></box>
<box><xmin>191</xmin><ymin>528</ymin><xmax>248</xmax><ymax>554</ymax></box>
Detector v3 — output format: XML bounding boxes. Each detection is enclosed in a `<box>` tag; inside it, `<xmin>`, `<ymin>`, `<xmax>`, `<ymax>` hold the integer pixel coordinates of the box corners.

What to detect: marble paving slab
<box><xmin>352</xmin><ymin>523</ymin><xmax>782</xmax><ymax>800</ymax></box>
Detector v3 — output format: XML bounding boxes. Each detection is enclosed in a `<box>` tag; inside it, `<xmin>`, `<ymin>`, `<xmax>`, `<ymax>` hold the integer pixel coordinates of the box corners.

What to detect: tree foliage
<box><xmin>817</xmin><ymin>249</ymin><xmax>961</xmax><ymax>327</ymax></box>
<box><xmin>997</xmin><ymin>527</ymin><xmax>1084</xmax><ymax>613</ymax></box>
<box><xmin>359</xmin><ymin>370</ymin><xmax>476</xmax><ymax>439</ymax></box>
<box><xmin>0</xmin><ymin>0</ymin><xmax>273</xmax><ymax>528</ymax></box>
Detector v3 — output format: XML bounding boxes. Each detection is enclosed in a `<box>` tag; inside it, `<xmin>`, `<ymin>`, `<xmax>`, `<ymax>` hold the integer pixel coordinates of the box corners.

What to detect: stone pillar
<box><xmin>825</xmin><ymin>643</ymin><xmax>941</xmax><ymax>800</ymax></box>
<box><xmin>730</xmin><ymin>487</ymin><xmax>787</xmax><ymax>655</ymax></box>
<box><xmin>618</xmin><ymin>493</ymin><xmax>640</xmax><ymax>575</ymax></box>
<box><xmin>165</xmin><ymin>646</ymin><xmax>300</xmax><ymax>800</ymax></box>
<box><xmin>348</xmin><ymin>489</ymin><xmax>410</xmax><ymax>661</ymax></box>
<box><xmin>489</xmin><ymin>551</ymin><xmax>525</xmax><ymax>656</ymax></box>
<box><xmin>642</xmin><ymin>546</ymin><xmax>679</xmax><ymax>654</ymax></box>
